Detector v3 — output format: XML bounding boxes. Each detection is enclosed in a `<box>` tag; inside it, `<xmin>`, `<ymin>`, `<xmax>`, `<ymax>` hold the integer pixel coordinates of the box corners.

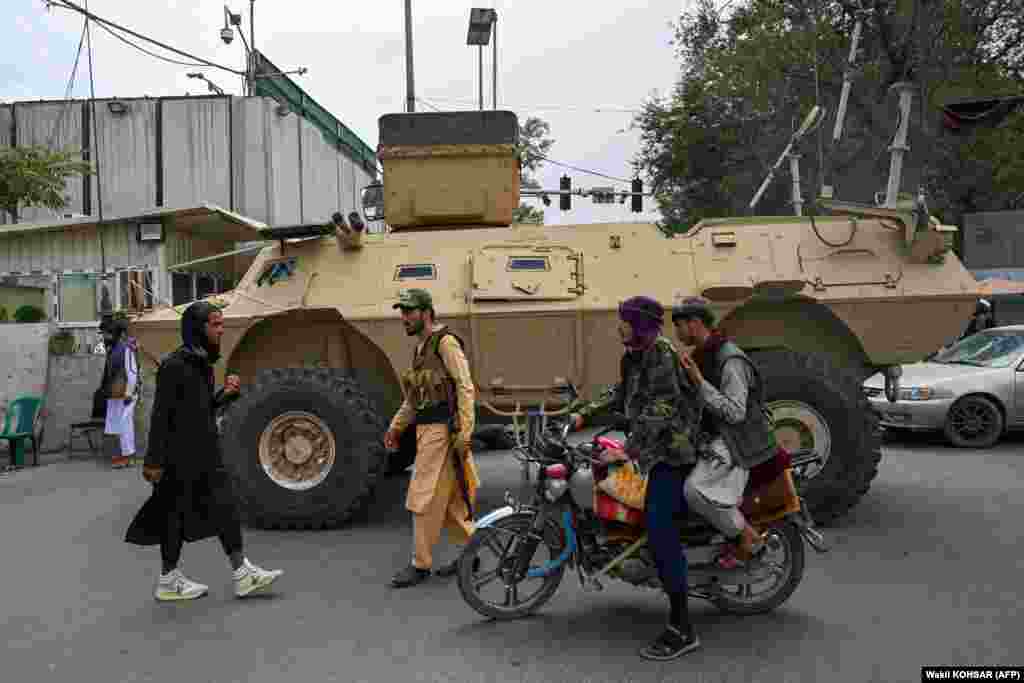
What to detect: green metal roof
<box><xmin>252</xmin><ymin>50</ymin><xmax>378</xmax><ymax>174</ymax></box>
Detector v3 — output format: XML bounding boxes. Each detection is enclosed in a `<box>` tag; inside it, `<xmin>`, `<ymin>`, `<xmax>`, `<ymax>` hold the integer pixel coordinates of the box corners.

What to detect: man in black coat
<box><xmin>125</xmin><ymin>301</ymin><xmax>283</xmax><ymax>601</ymax></box>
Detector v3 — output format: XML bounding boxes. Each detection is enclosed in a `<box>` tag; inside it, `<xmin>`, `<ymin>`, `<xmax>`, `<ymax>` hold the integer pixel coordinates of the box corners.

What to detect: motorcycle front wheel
<box><xmin>710</xmin><ymin>521</ymin><xmax>806</xmax><ymax>616</ymax></box>
<box><xmin>457</xmin><ymin>511</ymin><xmax>567</xmax><ymax>620</ymax></box>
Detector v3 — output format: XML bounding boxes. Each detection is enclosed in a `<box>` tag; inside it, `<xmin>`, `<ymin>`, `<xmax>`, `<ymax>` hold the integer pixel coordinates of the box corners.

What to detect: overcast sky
<box><xmin>3</xmin><ymin>0</ymin><xmax>686</xmax><ymax>226</ymax></box>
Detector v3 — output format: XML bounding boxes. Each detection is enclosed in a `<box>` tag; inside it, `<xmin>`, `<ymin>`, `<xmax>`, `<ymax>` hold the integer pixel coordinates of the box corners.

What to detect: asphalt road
<box><xmin>2</xmin><ymin>431</ymin><xmax>1022</xmax><ymax>683</ymax></box>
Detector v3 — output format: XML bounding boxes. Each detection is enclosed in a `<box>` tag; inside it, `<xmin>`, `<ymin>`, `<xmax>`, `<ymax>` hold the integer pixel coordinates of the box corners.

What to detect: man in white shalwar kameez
<box><xmin>101</xmin><ymin>317</ymin><xmax>139</xmax><ymax>469</ymax></box>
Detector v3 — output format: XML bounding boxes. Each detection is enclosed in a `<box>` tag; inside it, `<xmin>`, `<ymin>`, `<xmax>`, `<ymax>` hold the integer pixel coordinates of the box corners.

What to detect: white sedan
<box><xmin>862</xmin><ymin>326</ymin><xmax>1024</xmax><ymax>448</ymax></box>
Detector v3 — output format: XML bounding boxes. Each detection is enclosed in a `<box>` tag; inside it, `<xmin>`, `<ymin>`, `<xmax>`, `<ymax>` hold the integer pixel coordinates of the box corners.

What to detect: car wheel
<box><xmin>943</xmin><ymin>395</ymin><xmax>1004</xmax><ymax>449</ymax></box>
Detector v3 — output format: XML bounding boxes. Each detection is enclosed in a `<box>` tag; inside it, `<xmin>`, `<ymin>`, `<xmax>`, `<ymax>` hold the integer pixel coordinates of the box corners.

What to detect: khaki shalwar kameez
<box><xmin>389</xmin><ymin>331</ymin><xmax>480</xmax><ymax>570</ymax></box>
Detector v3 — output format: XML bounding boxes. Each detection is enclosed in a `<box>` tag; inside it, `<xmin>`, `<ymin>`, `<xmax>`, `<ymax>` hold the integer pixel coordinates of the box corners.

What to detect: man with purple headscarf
<box><xmin>569</xmin><ymin>295</ymin><xmax>703</xmax><ymax>661</ymax></box>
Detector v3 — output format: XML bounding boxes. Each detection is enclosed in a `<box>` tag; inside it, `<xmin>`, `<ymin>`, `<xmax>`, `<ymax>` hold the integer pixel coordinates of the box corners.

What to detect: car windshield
<box><xmin>932</xmin><ymin>330</ymin><xmax>1024</xmax><ymax>368</ymax></box>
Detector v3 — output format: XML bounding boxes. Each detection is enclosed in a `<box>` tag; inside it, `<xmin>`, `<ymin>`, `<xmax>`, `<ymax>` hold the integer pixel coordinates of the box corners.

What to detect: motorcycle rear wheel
<box><xmin>710</xmin><ymin>521</ymin><xmax>805</xmax><ymax>616</ymax></box>
<box><xmin>457</xmin><ymin>512</ymin><xmax>567</xmax><ymax>621</ymax></box>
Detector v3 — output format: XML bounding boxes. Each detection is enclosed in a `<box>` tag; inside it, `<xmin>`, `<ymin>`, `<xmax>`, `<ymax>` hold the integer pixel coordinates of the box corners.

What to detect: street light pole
<box><xmin>467</xmin><ymin>8</ymin><xmax>495</xmax><ymax>112</ymax></box>
<box><xmin>404</xmin><ymin>0</ymin><xmax>415</xmax><ymax>113</ymax></box>
<box><xmin>492</xmin><ymin>12</ymin><xmax>497</xmax><ymax>109</ymax></box>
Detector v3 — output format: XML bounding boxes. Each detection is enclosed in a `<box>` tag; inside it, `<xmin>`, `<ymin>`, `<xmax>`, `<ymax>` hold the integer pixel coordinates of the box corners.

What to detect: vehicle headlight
<box><xmin>544</xmin><ymin>479</ymin><xmax>569</xmax><ymax>502</ymax></box>
<box><xmin>897</xmin><ymin>386</ymin><xmax>953</xmax><ymax>401</ymax></box>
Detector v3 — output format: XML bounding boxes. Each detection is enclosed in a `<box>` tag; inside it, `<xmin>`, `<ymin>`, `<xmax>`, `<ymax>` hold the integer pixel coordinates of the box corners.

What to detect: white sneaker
<box><xmin>233</xmin><ymin>558</ymin><xmax>283</xmax><ymax>598</ymax></box>
<box><xmin>155</xmin><ymin>569</ymin><xmax>209</xmax><ymax>602</ymax></box>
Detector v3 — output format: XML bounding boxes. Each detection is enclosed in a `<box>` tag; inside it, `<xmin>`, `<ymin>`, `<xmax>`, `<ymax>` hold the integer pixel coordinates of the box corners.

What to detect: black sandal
<box><xmin>639</xmin><ymin>625</ymin><xmax>701</xmax><ymax>661</ymax></box>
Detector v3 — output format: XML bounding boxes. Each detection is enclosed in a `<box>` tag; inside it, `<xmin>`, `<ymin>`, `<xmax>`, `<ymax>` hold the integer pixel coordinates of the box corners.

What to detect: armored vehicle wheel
<box><xmin>220</xmin><ymin>368</ymin><xmax>389</xmax><ymax>529</ymax></box>
<box><xmin>751</xmin><ymin>350</ymin><xmax>882</xmax><ymax>525</ymax></box>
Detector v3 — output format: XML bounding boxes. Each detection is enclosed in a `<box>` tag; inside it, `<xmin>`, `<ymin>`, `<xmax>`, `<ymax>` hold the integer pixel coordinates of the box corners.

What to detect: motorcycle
<box><xmin>456</xmin><ymin>409</ymin><xmax>829</xmax><ymax>621</ymax></box>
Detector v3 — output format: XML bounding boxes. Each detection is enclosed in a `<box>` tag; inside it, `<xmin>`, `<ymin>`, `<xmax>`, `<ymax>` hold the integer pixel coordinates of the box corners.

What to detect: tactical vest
<box><xmin>620</xmin><ymin>336</ymin><xmax>700</xmax><ymax>470</ymax></box>
<box><xmin>401</xmin><ymin>326</ymin><xmax>465</xmax><ymax>425</ymax></box>
<box><xmin>701</xmin><ymin>341</ymin><xmax>777</xmax><ymax>469</ymax></box>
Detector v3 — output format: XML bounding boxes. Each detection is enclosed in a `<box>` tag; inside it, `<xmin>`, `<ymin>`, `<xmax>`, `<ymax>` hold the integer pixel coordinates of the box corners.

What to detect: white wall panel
<box><xmin>0</xmin><ymin>105</ymin><xmax>10</xmax><ymax>225</ymax></box>
<box><xmin>300</xmin><ymin>118</ymin><xmax>339</xmax><ymax>224</ymax></box>
<box><xmin>231</xmin><ymin>98</ymin><xmax>270</xmax><ymax>224</ymax></box>
<box><xmin>269</xmin><ymin>109</ymin><xmax>302</xmax><ymax>226</ymax></box>
<box><xmin>0</xmin><ymin>105</ymin><xmax>11</xmax><ymax>149</ymax></box>
<box><xmin>89</xmin><ymin>99</ymin><xmax>158</xmax><ymax>217</ymax></box>
<box><xmin>14</xmin><ymin>102</ymin><xmax>86</xmax><ymax>223</ymax></box>
<box><xmin>162</xmin><ymin>98</ymin><xmax>231</xmax><ymax>209</ymax></box>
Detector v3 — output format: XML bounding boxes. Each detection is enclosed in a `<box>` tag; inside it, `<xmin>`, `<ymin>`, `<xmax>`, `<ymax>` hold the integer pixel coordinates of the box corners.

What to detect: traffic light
<box><xmin>631</xmin><ymin>177</ymin><xmax>643</xmax><ymax>213</ymax></box>
<box><xmin>560</xmin><ymin>175</ymin><xmax>571</xmax><ymax>211</ymax></box>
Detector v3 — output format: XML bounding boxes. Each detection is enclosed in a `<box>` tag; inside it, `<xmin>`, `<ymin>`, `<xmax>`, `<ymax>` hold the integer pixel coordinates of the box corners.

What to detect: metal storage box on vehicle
<box><xmin>377</xmin><ymin>111</ymin><xmax>520</xmax><ymax>230</ymax></box>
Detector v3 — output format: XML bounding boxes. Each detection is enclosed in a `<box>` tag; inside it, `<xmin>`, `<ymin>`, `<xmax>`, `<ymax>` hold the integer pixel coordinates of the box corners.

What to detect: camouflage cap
<box><xmin>671</xmin><ymin>296</ymin><xmax>714</xmax><ymax>322</ymax></box>
<box><xmin>393</xmin><ymin>288</ymin><xmax>433</xmax><ymax>310</ymax></box>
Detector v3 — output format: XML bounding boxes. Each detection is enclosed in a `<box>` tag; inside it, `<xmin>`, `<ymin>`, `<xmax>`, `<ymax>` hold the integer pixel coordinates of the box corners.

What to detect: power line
<box><xmin>415</xmin><ymin>96</ymin><xmax>637</xmax><ymax>184</ymax></box>
<box><xmin>93</xmin><ymin>19</ymin><xmax>208</xmax><ymax>68</ymax></box>
<box><xmin>536</xmin><ymin>155</ymin><xmax>633</xmax><ymax>183</ymax></box>
<box><xmin>419</xmin><ymin>94</ymin><xmax>640</xmax><ymax>114</ymax></box>
<box><xmin>47</xmin><ymin>18</ymin><xmax>87</xmax><ymax>149</ymax></box>
<box><xmin>84</xmin><ymin>0</ymin><xmax>106</xmax><ymax>277</ymax></box>
<box><xmin>48</xmin><ymin>0</ymin><xmax>244</xmax><ymax>76</ymax></box>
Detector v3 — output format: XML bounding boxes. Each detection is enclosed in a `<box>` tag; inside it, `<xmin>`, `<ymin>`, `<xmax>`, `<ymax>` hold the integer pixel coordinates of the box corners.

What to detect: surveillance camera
<box><xmin>220</xmin><ymin>27</ymin><xmax>234</xmax><ymax>45</ymax></box>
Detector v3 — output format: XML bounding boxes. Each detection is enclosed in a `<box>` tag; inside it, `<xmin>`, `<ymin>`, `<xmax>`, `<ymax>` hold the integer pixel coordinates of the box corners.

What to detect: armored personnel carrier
<box><xmin>128</xmin><ymin>108</ymin><xmax>978</xmax><ymax>530</ymax></box>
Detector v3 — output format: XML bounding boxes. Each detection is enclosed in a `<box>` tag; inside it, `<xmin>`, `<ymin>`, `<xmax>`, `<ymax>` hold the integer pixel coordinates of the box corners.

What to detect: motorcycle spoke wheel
<box><xmin>709</xmin><ymin>522</ymin><xmax>806</xmax><ymax>616</ymax></box>
<box><xmin>457</xmin><ymin>513</ymin><xmax>567</xmax><ymax>621</ymax></box>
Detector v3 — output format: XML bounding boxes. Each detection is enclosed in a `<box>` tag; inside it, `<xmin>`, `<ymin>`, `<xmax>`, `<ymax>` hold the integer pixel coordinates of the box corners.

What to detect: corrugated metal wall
<box><xmin>0</xmin><ymin>224</ymin><xmax>161</xmax><ymax>273</ymax></box>
<box><xmin>163</xmin><ymin>228</ymin><xmax>233</xmax><ymax>267</ymax></box>
<box><xmin>162</xmin><ymin>97</ymin><xmax>232</xmax><ymax>210</ymax></box>
<box><xmin>0</xmin><ymin>105</ymin><xmax>11</xmax><ymax>223</ymax></box>
<box><xmin>12</xmin><ymin>102</ymin><xmax>88</xmax><ymax>224</ymax></box>
<box><xmin>301</xmin><ymin>117</ymin><xmax>339</xmax><ymax>224</ymax></box>
<box><xmin>91</xmin><ymin>99</ymin><xmax>158</xmax><ymax>218</ymax></box>
<box><xmin>0</xmin><ymin>95</ymin><xmax>376</xmax><ymax>228</ymax></box>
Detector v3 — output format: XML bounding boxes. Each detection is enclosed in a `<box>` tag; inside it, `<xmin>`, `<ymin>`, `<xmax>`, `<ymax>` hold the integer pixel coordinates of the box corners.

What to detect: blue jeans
<box><xmin>644</xmin><ymin>462</ymin><xmax>688</xmax><ymax>594</ymax></box>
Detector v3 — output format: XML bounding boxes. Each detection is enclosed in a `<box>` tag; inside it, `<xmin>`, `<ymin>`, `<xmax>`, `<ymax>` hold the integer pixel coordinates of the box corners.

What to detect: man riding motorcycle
<box><xmin>568</xmin><ymin>296</ymin><xmax>703</xmax><ymax>661</ymax></box>
<box><xmin>672</xmin><ymin>296</ymin><xmax>778</xmax><ymax>566</ymax></box>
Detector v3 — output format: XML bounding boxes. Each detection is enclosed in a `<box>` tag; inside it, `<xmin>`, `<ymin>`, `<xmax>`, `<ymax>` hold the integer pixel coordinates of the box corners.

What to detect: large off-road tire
<box><xmin>219</xmin><ymin>368</ymin><xmax>389</xmax><ymax>529</ymax></box>
<box><xmin>751</xmin><ymin>350</ymin><xmax>882</xmax><ymax>526</ymax></box>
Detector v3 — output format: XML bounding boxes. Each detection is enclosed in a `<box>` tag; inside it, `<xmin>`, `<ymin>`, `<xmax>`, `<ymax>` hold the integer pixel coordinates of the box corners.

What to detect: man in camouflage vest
<box><xmin>384</xmin><ymin>289</ymin><xmax>480</xmax><ymax>588</ymax></box>
<box><xmin>569</xmin><ymin>296</ymin><xmax>703</xmax><ymax>661</ymax></box>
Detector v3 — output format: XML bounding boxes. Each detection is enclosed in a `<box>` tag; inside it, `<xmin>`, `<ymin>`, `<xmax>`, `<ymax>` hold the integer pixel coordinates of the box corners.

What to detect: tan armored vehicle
<box><xmin>128</xmin><ymin>108</ymin><xmax>978</xmax><ymax>530</ymax></box>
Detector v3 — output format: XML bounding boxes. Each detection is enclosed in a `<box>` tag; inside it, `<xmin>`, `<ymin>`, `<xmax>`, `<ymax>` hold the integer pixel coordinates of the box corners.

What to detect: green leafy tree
<box><xmin>513</xmin><ymin>116</ymin><xmax>555</xmax><ymax>225</ymax></box>
<box><xmin>635</xmin><ymin>0</ymin><xmax>1024</xmax><ymax>236</ymax></box>
<box><xmin>0</xmin><ymin>146</ymin><xmax>93</xmax><ymax>223</ymax></box>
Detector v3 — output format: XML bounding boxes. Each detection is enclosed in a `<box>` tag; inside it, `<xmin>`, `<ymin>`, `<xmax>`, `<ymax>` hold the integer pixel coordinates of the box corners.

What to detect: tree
<box><xmin>0</xmin><ymin>146</ymin><xmax>93</xmax><ymax>223</ymax></box>
<box><xmin>635</xmin><ymin>0</ymin><xmax>1024</xmax><ymax>235</ymax></box>
<box><xmin>513</xmin><ymin>116</ymin><xmax>555</xmax><ymax>225</ymax></box>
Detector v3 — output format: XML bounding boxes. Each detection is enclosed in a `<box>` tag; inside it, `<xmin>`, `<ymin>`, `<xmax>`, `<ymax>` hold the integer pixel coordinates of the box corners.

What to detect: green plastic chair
<box><xmin>1</xmin><ymin>395</ymin><xmax>44</xmax><ymax>468</ymax></box>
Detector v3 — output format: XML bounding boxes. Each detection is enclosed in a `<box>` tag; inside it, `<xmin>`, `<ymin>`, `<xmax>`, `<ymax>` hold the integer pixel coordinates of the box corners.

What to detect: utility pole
<box><xmin>404</xmin><ymin>0</ymin><xmax>415</xmax><ymax>113</ymax></box>
<box><xmin>249</xmin><ymin>0</ymin><xmax>255</xmax><ymax>95</ymax></box>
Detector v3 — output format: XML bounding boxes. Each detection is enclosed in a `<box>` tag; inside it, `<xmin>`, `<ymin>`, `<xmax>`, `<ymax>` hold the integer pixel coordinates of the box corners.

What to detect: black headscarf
<box><xmin>181</xmin><ymin>301</ymin><xmax>222</xmax><ymax>364</ymax></box>
<box><xmin>101</xmin><ymin>316</ymin><xmax>132</xmax><ymax>379</ymax></box>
